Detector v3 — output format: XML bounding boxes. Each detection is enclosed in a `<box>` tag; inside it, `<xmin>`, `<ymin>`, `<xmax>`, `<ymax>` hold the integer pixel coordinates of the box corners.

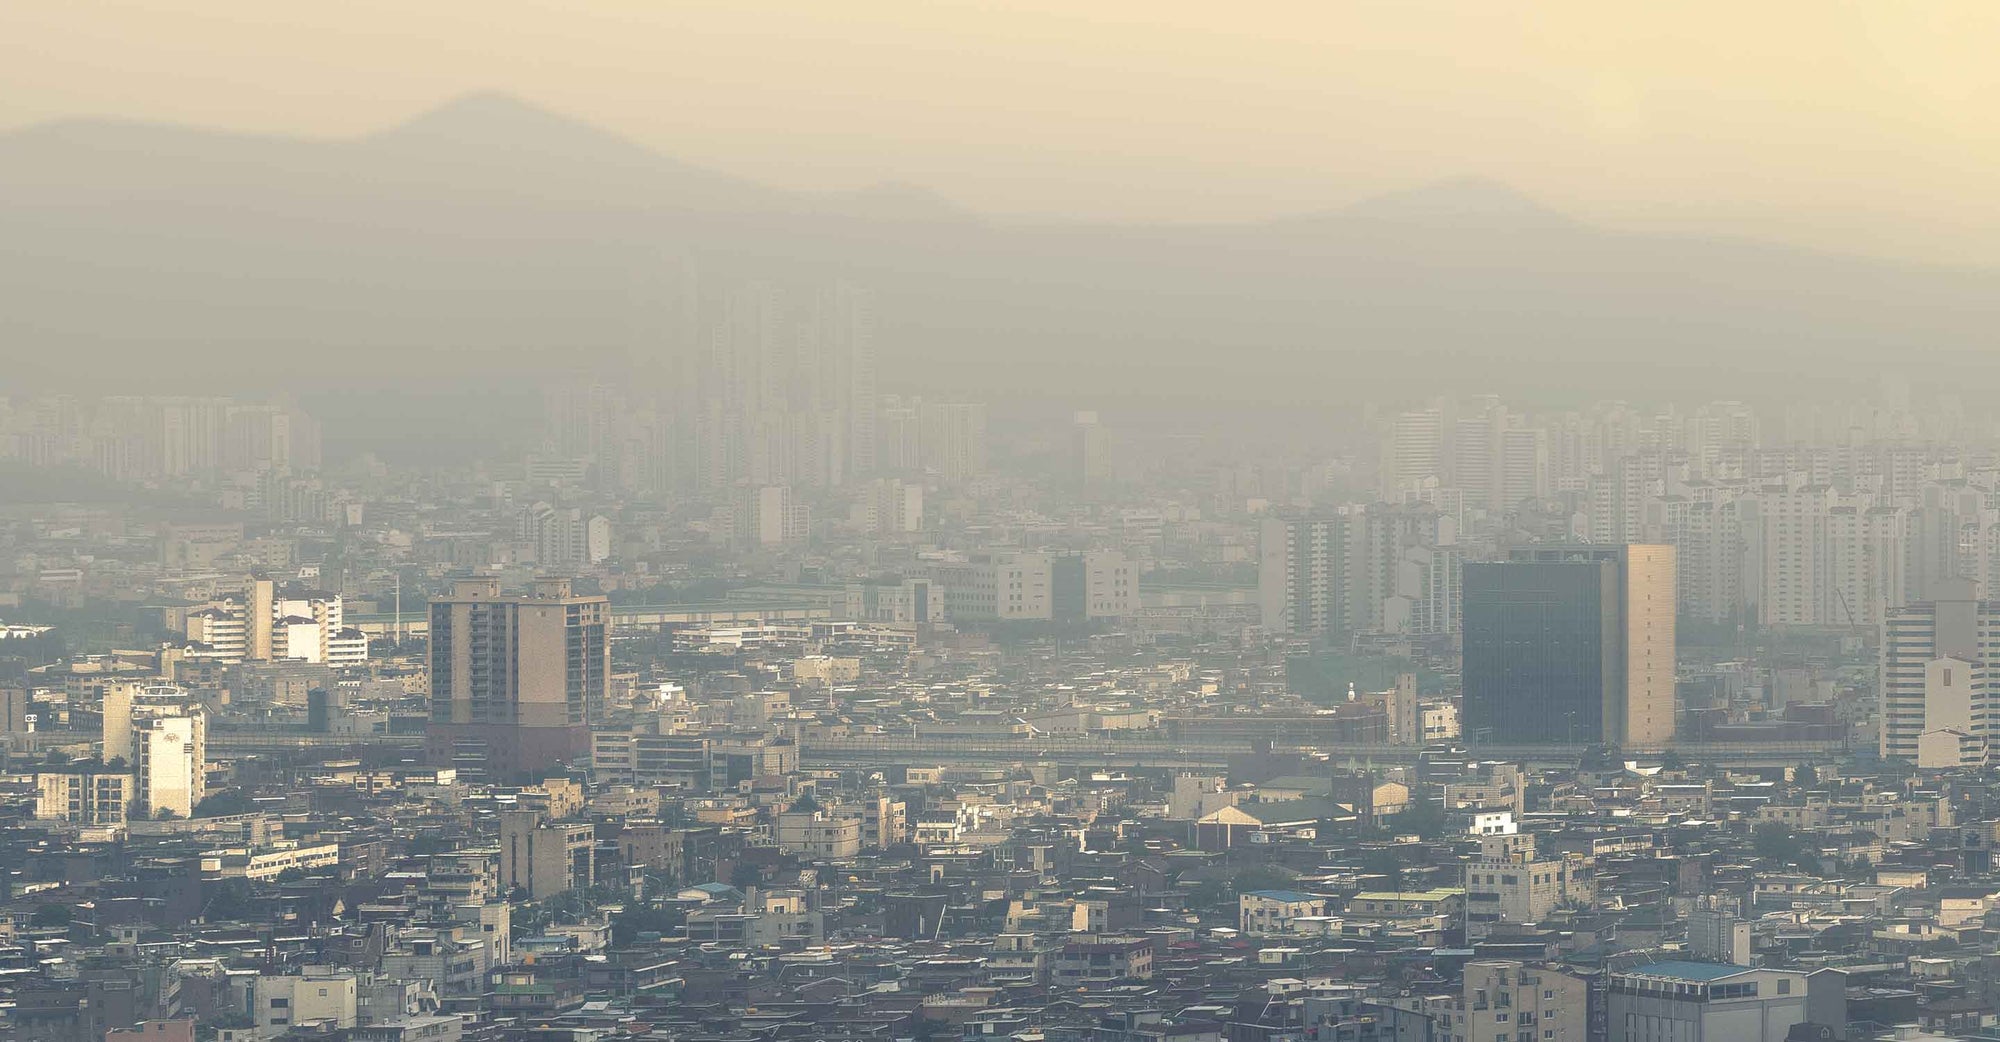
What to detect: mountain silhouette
<box><xmin>3</xmin><ymin>92</ymin><xmax>1997</xmax><ymax>411</ymax></box>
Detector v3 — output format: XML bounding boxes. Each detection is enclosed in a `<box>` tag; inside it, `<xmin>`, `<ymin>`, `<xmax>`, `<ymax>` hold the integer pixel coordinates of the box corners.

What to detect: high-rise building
<box><xmin>133</xmin><ymin>713</ymin><xmax>206</xmax><ymax>819</ymax></box>
<box><xmin>735</xmin><ymin>486</ymin><xmax>811</xmax><ymax>547</ymax></box>
<box><xmin>270</xmin><ymin>587</ymin><xmax>364</xmax><ymax>665</ymax></box>
<box><xmin>1053</xmin><ymin>551</ymin><xmax>1137</xmax><ymax>620</ymax></box>
<box><xmin>1462</xmin><ymin>545</ymin><xmax>1676</xmax><ymax>749</ymax></box>
<box><xmin>103</xmin><ymin>683</ymin><xmax>208</xmax><ymax>819</ymax></box>
<box><xmin>918</xmin><ymin>402</ymin><xmax>988</xmax><ymax>485</ymax></box>
<box><xmin>876</xmin><ymin>396</ymin><xmax>922</xmax><ymax>475</ymax></box>
<box><xmin>1258</xmin><ymin>514</ymin><xmax>1352</xmax><ymax>638</ymax></box>
<box><xmin>825</xmin><ymin>283</ymin><xmax>877</xmax><ymax>481</ymax></box>
<box><xmin>1259</xmin><ymin>505</ymin><xmax>1460</xmax><ymax>639</ymax></box>
<box><xmin>0</xmin><ymin>660</ymin><xmax>30</xmax><ymax>734</ymax></box>
<box><xmin>182</xmin><ymin>579</ymin><xmax>363</xmax><ymax>666</ymax></box>
<box><xmin>1381</xmin><ymin>407</ymin><xmax>1444</xmax><ymax>498</ymax></box>
<box><xmin>855</xmin><ymin>478</ymin><xmax>923</xmax><ymax>535</ymax></box>
<box><xmin>427</xmin><ymin>578</ymin><xmax>609</xmax><ymax>782</ymax></box>
<box><xmin>518</xmin><ymin>502</ymin><xmax>612</xmax><ymax>567</ymax></box>
<box><xmin>1073</xmin><ymin>411</ymin><xmax>1111</xmax><ymax>486</ymax></box>
<box><xmin>1880</xmin><ymin>579</ymin><xmax>2000</xmax><ymax>767</ymax></box>
<box><xmin>499</xmin><ymin>809</ymin><xmax>596</xmax><ymax>900</ymax></box>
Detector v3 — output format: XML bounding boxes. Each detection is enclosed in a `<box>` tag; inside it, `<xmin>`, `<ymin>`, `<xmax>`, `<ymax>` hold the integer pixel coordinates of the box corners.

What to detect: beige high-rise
<box><xmin>427</xmin><ymin>577</ymin><xmax>609</xmax><ymax>782</ymax></box>
<box><xmin>1620</xmin><ymin>544</ymin><xmax>1678</xmax><ymax>748</ymax></box>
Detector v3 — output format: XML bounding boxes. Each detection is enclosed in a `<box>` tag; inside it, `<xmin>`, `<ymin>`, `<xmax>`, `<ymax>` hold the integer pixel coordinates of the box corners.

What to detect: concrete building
<box><xmin>736</xmin><ymin>485</ymin><xmax>811</xmax><ymax>547</ymax></box>
<box><xmin>1424</xmin><ymin>960</ymin><xmax>1586</xmax><ymax>1042</ymax></box>
<box><xmin>1462</xmin><ymin>544</ymin><xmax>1676</xmax><ymax>749</ymax></box>
<box><xmin>917</xmin><ymin>401</ymin><xmax>987</xmax><ymax>485</ymax></box>
<box><xmin>249</xmin><ymin>974</ymin><xmax>357</xmax><ymax>1037</ymax></box>
<box><xmin>1259</xmin><ymin>505</ymin><xmax>1460</xmax><ymax>638</ymax></box>
<box><xmin>844</xmin><ymin>577</ymin><xmax>938</xmax><ymax>625</ymax></box>
<box><xmin>269</xmin><ymin>588</ymin><xmax>359</xmax><ymax>665</ymax></box>
<box><xmin>1462</xmin><ymin>833</ymin><xmax>1591</xmax><ymax>938</ymax></box>
<box><xmin>1258</xmin><ymin>513</ymin><xmax>1351</xmax><ymax>637</ymax></box>
<box><xmin>1688</xmin><ymin>896</ymin><xmax>1753</xmax><ymax>966</ymax></box>
<box><xmin>426</xmin><ymin>578</ymin><xmax>609</xmax><ymax>782</ymax></box>
<box><xmin>774</xmin><ymin>805</ymin><xmax>864</xmax><ymax>858</ymax></box>
<box><xmin>1381</xmin><ymin>406</ymin><xmax>1445</xmax><ymax>499</ymax></box>
<box><xmin>856</xmin><ymin>477</ymin><xmax>923</xmax><ymax>534</ymax></box>
<box><xmin>518</xmin><ymin>502</ymin><xmax>611</xmax><ymax>567</ymax></box>
<box><xmin>923</xmin><ymin>552</ymin><xmax>1054</xmax><ymax>621</ymax></box>
<box><xmin>133</xmin><ymin>712</ymin><xmax>207</xmax><ymax>819</ymax></box>
<box><xmin>102</xmin><ymin>684</ymin><xmax>207</xmax><ymax>819</ymax></box>
<box><xmin>1238</xmin><ymin>890</ymin><xmax>1327</xmax><ymax>936</ymax></box>
<box><xmin>1607</xmin><ymin>963</ymin><xmax>1821</xmax><ymax>1042</ymax></box>
<box><xmin>1880</xmin><ymin>579</ymin><xmax>2000</xmax><ymax>766</ymax></box>
<box><xmin>1072</xmin><ymin>410</ymin><xmax>1111</xmax><ymax>485</ymax></box>
<box><xmin>1054</xmin><ymin>550</ymin><xmax>1137</xmax><ymax>620</ymax></box>
<box><xmin>499</xmin><ymin>810</ymin><xmax>595</xmax><ymax>900</ymax></box>
<box><xmin>34</xmin><ymin>771</ymin><xmax>134</xmax><ymax>824</ymax></box>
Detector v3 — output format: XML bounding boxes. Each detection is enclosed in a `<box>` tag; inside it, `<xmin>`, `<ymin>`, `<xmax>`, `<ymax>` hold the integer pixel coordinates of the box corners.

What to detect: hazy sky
<box><xmin>8</xmin><ymin>2</ymin><xmax>2000</xmax><ymax>262</ymax></box>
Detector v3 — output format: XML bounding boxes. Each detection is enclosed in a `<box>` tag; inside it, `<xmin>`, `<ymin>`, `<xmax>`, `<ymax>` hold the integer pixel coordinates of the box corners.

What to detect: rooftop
<box><xmin>1620</xmin><ymin>961</ymin><xmax>1757</xmax><ymax>982</ymax></box>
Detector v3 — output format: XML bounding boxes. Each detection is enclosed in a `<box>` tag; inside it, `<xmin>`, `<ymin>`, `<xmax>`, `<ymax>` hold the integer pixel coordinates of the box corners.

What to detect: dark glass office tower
<box><xmin>1462</xmin><ymin>545</ymin><xmax>1676</xmax><ymax>748</ymax></box>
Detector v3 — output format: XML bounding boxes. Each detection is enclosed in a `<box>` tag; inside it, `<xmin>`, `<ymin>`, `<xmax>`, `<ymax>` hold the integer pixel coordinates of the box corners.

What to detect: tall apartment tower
<box><xmin>917</xmin><ymin>402</ymin><xmax>988</xmax><ymax>485</ymax></box>
<box><xmin>427</xmin><ymin>578</ymin><xmax>610</xmax><ymax>782</ymax></box>
<box><xmin>1381</xmin><ymin>407</ymin><xmax>1445</xmax><ymax>498</ymax></box>
<box><xmin>825</xmin><ymin>282</ymin><xmax>877</xmax><ymax>481</ymax></box>
<box><xmin>1073</xmin><ymin>411</ymin><xmax>1112</xmax><ymax>486</ymax></box>
<box><xmin>1258</xmin><ymin>513</ymin><xmax>1353</xmax><ymax>637</ymax></box>
<box><xmin>1462</xmin><ymin>545</ymin><xmax>1676</xmax><ymax>749</ymax></box>
<box><xmin>1881</xmin><ymin>579</ymin><xmax>1999</xmax><ymax>768</ymax></box>
<box><xmin>102</xmin><ymin>683</ymin><xmax>207</xmax><ymax>819</ymax></box>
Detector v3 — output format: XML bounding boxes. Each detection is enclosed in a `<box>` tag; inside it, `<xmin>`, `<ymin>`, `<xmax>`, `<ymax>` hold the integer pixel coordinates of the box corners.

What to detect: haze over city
<box><xmin>3</xmin><ymin>7</ymin><xmax>2000</xmax><ymax>1042</ymax></box>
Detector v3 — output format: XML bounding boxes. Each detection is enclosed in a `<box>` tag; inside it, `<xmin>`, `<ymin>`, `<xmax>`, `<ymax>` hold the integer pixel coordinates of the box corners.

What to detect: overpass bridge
<box><xmin>349</xmin><ymin>601</ymin><xmax>833</xmax><ymax>640</ymax></box>
<box><xmin>182</xmin><ymin>728</ymin><xmax>1841</xmax><ymax>770</ymax></box>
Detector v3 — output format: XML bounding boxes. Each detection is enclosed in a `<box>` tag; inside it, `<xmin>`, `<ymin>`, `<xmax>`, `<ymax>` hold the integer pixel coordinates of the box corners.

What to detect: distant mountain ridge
<box><xmin>3</xmin><ymin>92</ymin><xmax>1997</xmax><ymax>405</ymax></box>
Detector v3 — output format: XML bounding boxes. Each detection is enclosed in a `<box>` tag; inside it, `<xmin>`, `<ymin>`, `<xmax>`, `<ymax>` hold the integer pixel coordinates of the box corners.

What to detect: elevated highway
<box><xmin>797</xmin><ymin>734</ymin><xmax>1844</xmax><ymax>770</ymax></box>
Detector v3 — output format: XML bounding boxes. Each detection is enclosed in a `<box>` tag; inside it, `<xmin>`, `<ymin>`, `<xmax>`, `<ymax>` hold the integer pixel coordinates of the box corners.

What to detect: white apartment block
<box><xmin>1881</xmin><ymin>580</ymin><xmax>2000</xmax><ymax>768</ymax></box>
<box><xmin>134</xmin><ymin>712</ymin><xmax>206</xmax><ymax>819</ymax></box>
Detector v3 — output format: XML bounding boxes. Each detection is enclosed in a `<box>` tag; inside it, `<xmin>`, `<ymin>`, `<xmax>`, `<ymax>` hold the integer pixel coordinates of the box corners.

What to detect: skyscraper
<box><xmin>1258</xmin><ymin>505</ymin><xmax>1460</xmax><ymax>639</ymax></box>
<box><xmin>1073</xmin><ymin>410</ymin><xmax>1111</xmax><ymax>486</ymax></box>
<box><xmin>427</xmin><ymin>578</ymin><xmax>609</xmax><ymax>782</ymax></box>
<box><xmin>1258</xmin><ymin>513</ymin><xmax>1352</xmax><ymax>638</ymax></box>
<box><xmin>1880</xmin><ymin>579</ymin><xmax>1999</xmax><ymax>768</ymax></box>
<box><xmin>1381</xmin><ymin>406</ymin><xmax>1444</xmax><ymax>498</ymax></box>
<box><xmin>102</xmin><ymin>683</ymin><xmax>207</xmax><ymax>819</ymax></box>
<box><xmin>1462</xmin><ymin>545</ymin><xmax>1676</xmax><ymax>749</ymax></box>
<box><xmin>917</xmin><ymin>402</ymin><xmax>988</xmax><ymax>485</ymax></box>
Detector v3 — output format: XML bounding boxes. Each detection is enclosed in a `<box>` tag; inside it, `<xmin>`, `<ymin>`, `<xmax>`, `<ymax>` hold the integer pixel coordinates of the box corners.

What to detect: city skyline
<box><xmin>4</xmin><ymin>10</ymin><xmax>1998</xmax><ymax>1042</ymax></box>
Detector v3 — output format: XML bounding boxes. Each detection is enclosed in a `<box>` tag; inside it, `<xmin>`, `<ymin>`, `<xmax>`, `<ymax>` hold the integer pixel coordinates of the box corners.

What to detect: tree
<box><xmin>1657</xmin><ymin>750</ymin><xmax>1685</xmax><ymax>772</ymax></box>
<box><xmin>1752</xmin><ymin>822</ymin><xmax>1798</xmax><ymax>863</ymax></box>
<box><xmin>1752</xmin><ymin>821</ymin><xmax>1823</xmax><ymax>873</ymax></box>
<box><xmin>1395</xmin><ymin>798</ymin><xmax>1447</xmax><ymax>840</ymax></box>
<box><xmin>194</xmin><ymin>791</ymin><xmax>254</xmax><ymax>818</ymax></box>
<box><xmin>610</xmin><ymin>904</ymin><xmax>685</xmax><ymax>946</ymax></box>
<box><xmin>30</xmin><ymin>904</ymin><xmax>72</xmax><ymax>928</ymax></box>
<box><xmin>1360</xmin><ymin>848</ymin><xmax>1407</xmax><ymax>892</ymax></box>
<box><xmin>1182</xmin><ymin>864</ymin><xmax>1292</xmax><ymax>912</ymax></box>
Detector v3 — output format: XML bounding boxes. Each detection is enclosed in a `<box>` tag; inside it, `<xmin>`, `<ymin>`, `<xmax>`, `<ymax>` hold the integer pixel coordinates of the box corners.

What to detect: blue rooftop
<box><xmin>1244</xmin><ymin>890</ymin><xmax>1318</xmax><ymax>903</ymax></box>
<box><xmin>1624</xmin><ymin>961</ymin><xmax>1753</xmax><ymax>982</ymax></box>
